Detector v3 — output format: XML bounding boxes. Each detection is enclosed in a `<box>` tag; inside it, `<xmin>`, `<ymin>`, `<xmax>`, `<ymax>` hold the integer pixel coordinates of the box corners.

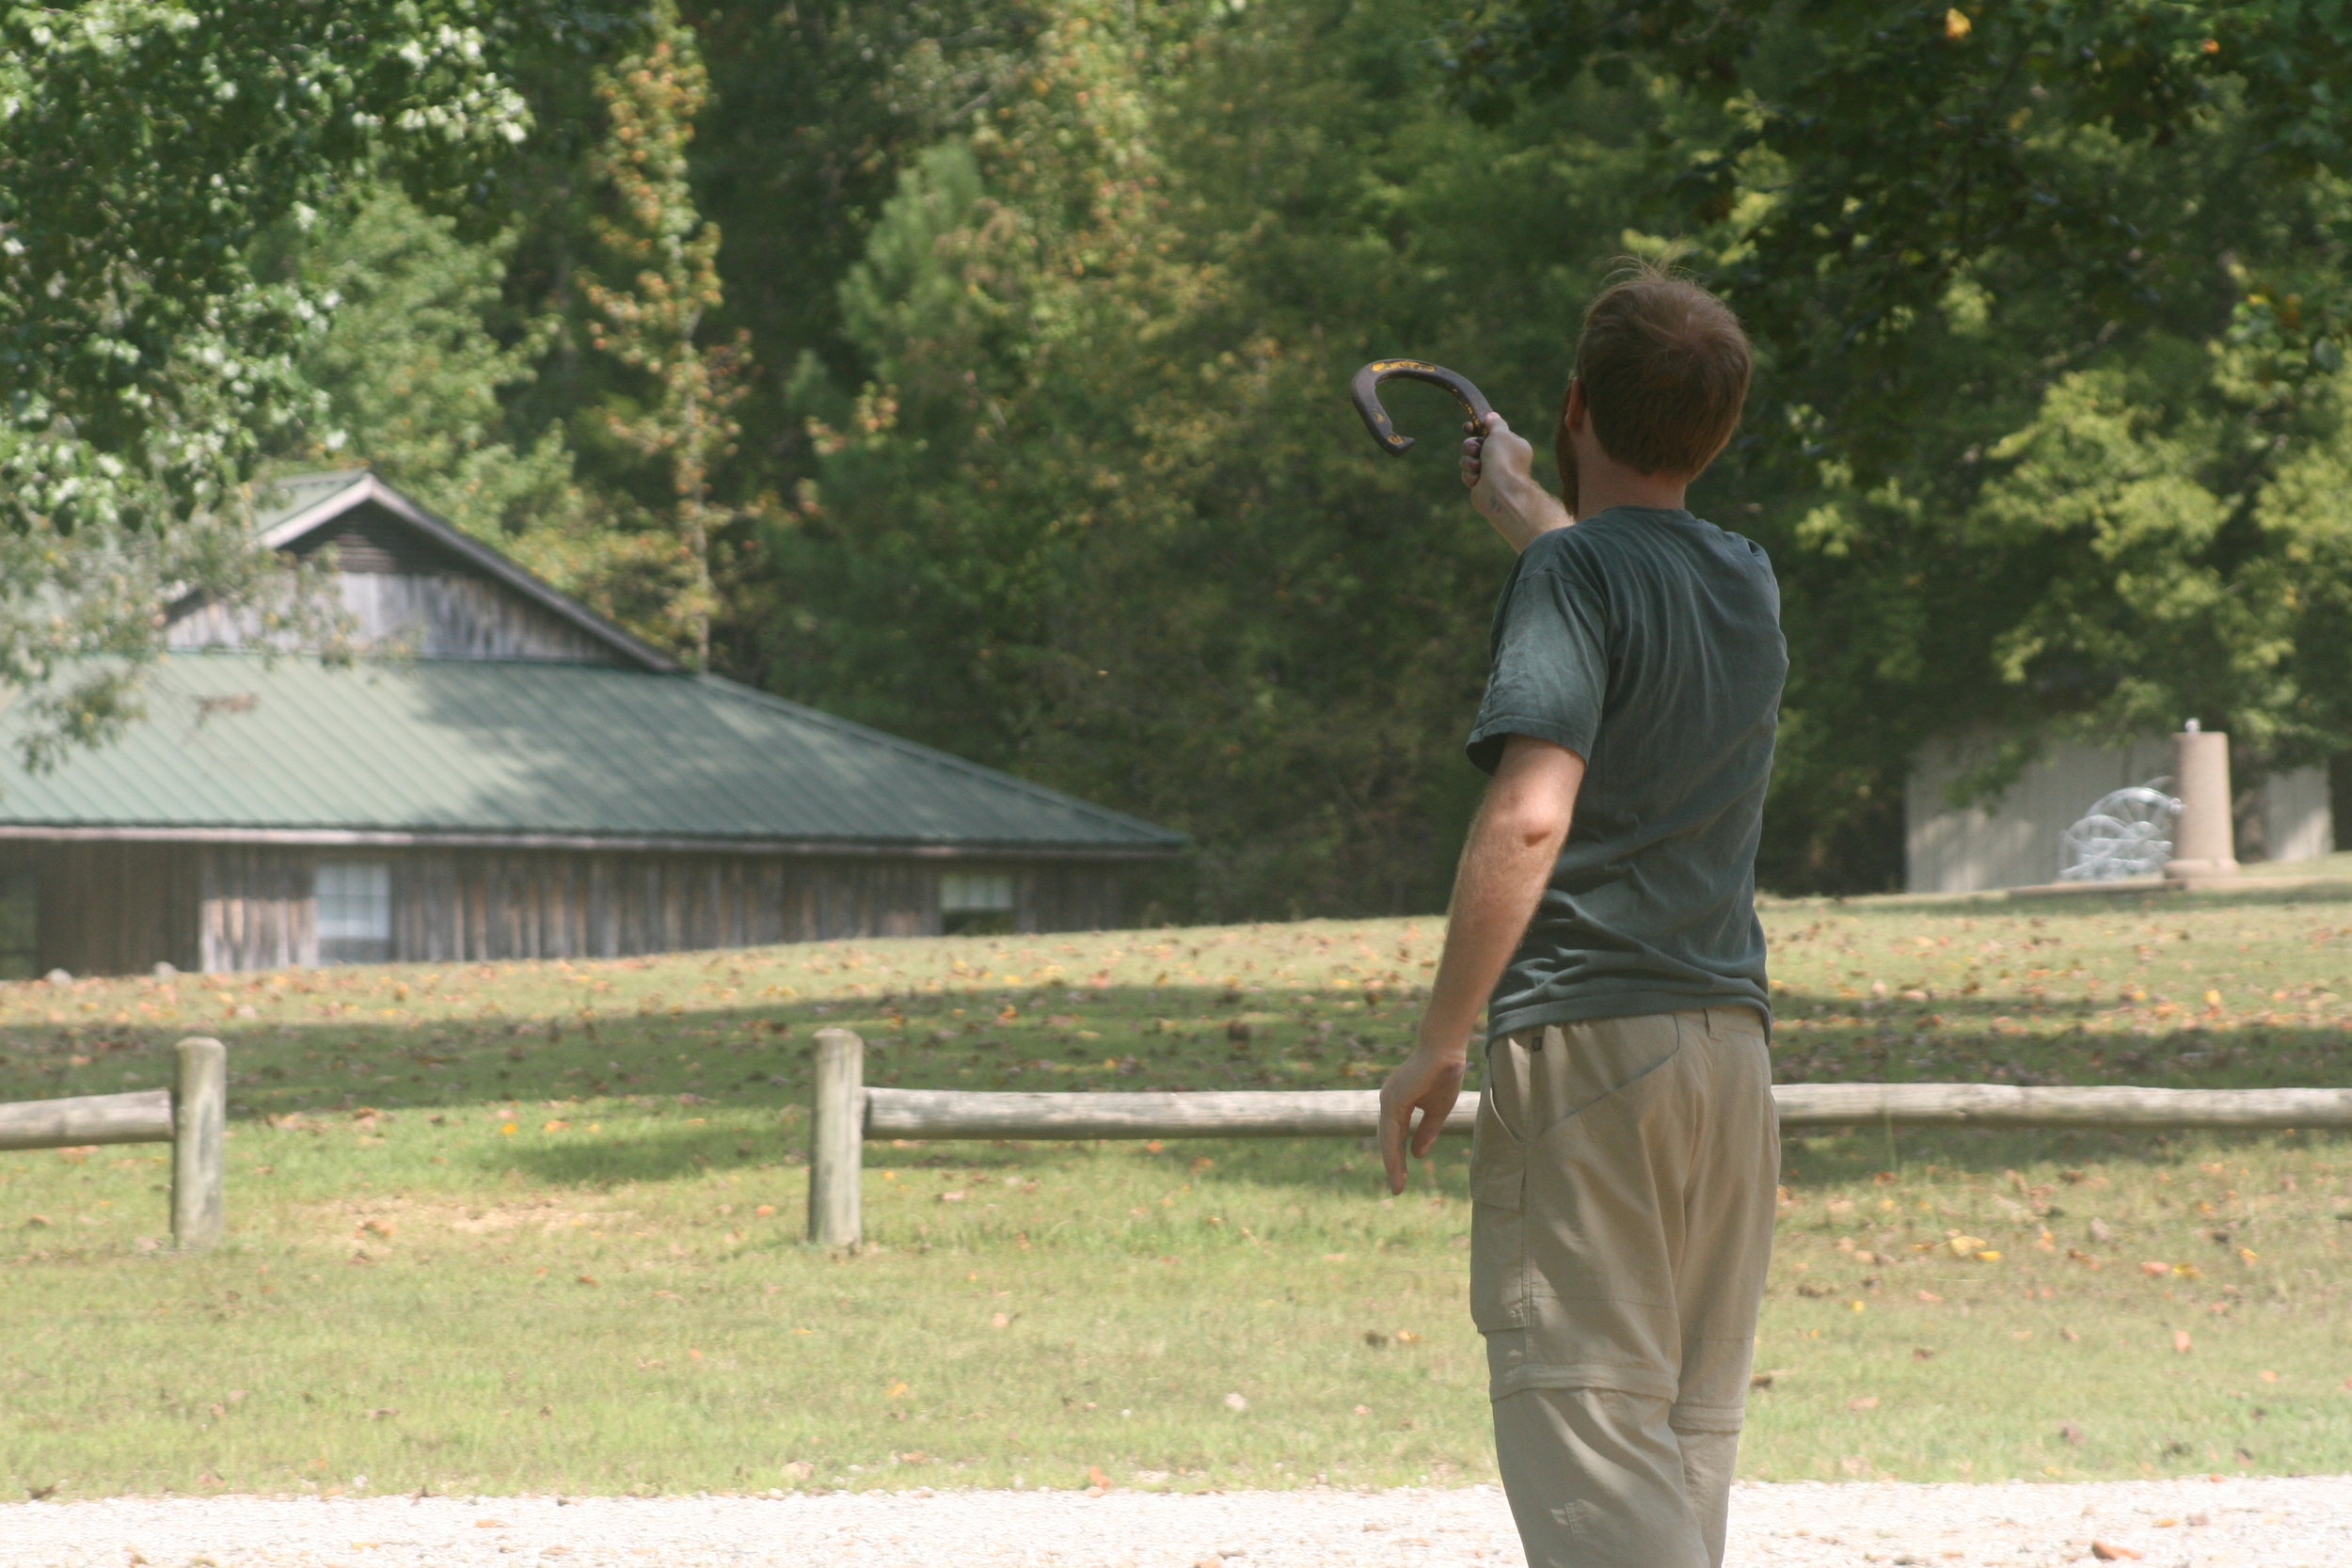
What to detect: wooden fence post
<box><xmin>172</xmin><ymin>1037</ymin><xmax>227</xmax><ymax>1251</ymax></box>
<box><xmin>807</xmin><ymin>1027</ymin><xmax>865</xmax><ymax>1248</ymax></box>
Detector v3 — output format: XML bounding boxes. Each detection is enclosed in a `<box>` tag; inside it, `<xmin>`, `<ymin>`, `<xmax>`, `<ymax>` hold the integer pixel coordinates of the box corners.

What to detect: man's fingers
<box><xmin>1377</xmin><ymin>1097</ymin><xmax>1408</xmax><ymax>1194</ymax></box>
<box><xmin>1409</xmin><ymin>1075</ymin><xmax>1462</xmax><ymax>1159</ymax></box>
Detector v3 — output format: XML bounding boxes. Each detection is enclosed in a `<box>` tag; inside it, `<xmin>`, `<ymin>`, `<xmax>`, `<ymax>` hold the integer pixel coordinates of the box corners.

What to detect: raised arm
<box><xmin>1378</xmin><ymin>735</ymin><xmax>1586</xmax><ymax>1193</ymax></box>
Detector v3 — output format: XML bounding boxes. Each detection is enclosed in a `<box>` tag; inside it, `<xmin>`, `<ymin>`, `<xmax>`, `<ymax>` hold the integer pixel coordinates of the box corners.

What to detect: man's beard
<box><xmin>1554</xmin><ymin>383</ymin><xmax>1581</xmax><ymax>518</ymax></box>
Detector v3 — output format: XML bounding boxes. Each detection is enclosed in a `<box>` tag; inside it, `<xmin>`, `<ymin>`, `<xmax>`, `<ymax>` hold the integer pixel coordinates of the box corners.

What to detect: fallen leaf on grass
<box><xmin>2173</xmin><ymin>1330</ymin><xmax>2193</xmax><ymax>1354</ymax></box>
<box><xmin>2140</xmin><ymin>1260</ymin><xmax>2171</xmax><ymax>1277</ymax></box>
<box><xmin>1846</xmin><ymin>1396</ymin><xmax>1880</xmax><ymax>1412</ymax></box>
<box><xmin>885</xmin><ymin>1381</ymin><xmax>910</xmax><ymax>1399</ymax></box>
<box><xmin>1223</xmin><ymin>1392</ymin><xmax>1248</xmax><ymax>1412</ymax></box>
<box><xmin>1087</xmin><ymin>1465</ymin><xmax>1113</xmax><ymax>1489</ymax></box>
<box><xmin>1916</xmin><ymin>1290</ymin><xmax>1944</xmax><ymax>1303</ymax></box>
<box><xmin>575</xmin><ymin>1274</ymin><xmax>599</xmax><ymax>1287</ymax></box>
<box><xmin>365</xmin><ymin>1407</ymin><xmax>397</xmax><ymax>1420</ymax></box>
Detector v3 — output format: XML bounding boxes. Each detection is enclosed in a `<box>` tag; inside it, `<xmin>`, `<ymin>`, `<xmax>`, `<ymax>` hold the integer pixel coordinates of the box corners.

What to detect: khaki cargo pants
<box><xmin>1470</xmin><ymin>1007</ymin><xmax>1777</xmax><ymax>1568</ymax></box>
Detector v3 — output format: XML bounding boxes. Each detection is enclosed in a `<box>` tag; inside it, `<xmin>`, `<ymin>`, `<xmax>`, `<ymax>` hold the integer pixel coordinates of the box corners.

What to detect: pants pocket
<box><xmin>1470</xmin><ymin>1066</ymin><xmax>1528</xmax><ymax>1332</ymax></box>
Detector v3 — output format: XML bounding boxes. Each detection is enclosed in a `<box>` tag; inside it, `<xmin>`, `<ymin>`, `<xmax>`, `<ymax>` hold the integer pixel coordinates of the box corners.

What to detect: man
<box><xmin>1377</xmin><ymin>265</ymin><xmax>1786</xmax><ymax>1568</ymax></box>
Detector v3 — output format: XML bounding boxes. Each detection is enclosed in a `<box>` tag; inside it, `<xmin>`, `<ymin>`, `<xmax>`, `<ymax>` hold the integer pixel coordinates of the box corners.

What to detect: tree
<box><xmin>269</xmin><ymin>187</ymin><xmax>589</xmax><ymax>548</ymax></box>
<box><xmin>0</xmin><ymin>0</ymin><xmax>532</xmax><ymax>762</ymax></box>
<box><xmin>581</xmin><ymin>0</ymin><xmax>752</xmax><ymax>671</ymax></box>
<box><xmin>767</xmin><ymin>0</ymin><xmax>1680</xmax><ymax>917</ymax></box>
<box><xmin>1446</xmin><ymin>0</ymin><xmax>2352</xmax><ymax>887</ymax></box>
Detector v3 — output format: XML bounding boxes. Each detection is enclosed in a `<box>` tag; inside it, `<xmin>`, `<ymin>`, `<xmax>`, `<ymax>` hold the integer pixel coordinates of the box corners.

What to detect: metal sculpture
<box><xmin>2058</xmin><ymin>781</ymin><xmax>2182</xmax><ymax>882</ymax></box>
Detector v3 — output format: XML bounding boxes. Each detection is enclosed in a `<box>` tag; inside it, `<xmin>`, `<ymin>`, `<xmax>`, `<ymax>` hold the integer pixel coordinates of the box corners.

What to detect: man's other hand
<box><xmin>1378</xmin><ymin>1039</ymin><xmax>1468</xmax><ymax>1195</ymax></box>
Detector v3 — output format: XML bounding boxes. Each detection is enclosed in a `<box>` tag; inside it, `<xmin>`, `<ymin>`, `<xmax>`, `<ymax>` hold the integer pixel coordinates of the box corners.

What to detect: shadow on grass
<box><xmin>1778</xmin><ymin>1121</ymin><xmax>2350</xmax><ymax>1187</ymax></box>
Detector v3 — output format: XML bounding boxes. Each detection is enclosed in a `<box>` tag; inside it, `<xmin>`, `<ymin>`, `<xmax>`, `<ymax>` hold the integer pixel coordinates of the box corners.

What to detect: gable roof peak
<box><xmin>252</xmin><ymin>470</ymin><xmax>679</xmax><ymax>673</ymax></box>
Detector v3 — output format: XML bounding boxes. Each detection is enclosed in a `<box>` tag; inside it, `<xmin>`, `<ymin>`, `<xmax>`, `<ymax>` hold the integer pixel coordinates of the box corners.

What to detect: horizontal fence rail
<box><xmin>1773</xmin><ymin>1081</ymin><xmax>2352</xmax><ymax>1130</ymax></box>
<box><xmin>0</xmin><ymin>1087</ymin><xmax>172</xmax><ymax>1151</ymax></box>
<box><xmin>864</xmin><ymin>1087</ymin><xmax>1475</xmax><ymax>1141</ymax></box>
<box><xmin>0</xmin><ymin>1037</ymin><xmax>227</xmax><ymax>1249</ymax></box>
<box><xmin>805</xmin><ymin>1027</ymin><xmax>2352</xmax><ymax>1246</ymax></box>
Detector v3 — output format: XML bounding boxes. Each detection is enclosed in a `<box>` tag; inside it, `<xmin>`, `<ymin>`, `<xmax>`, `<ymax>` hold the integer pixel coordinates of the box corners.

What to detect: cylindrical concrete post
<box><xmin>2164</xmin><ymin>725</ymin><xmax>2239</xmax><ymax>882</ymax></box>
<box><xmin>807</xmin><ymin>1027</ymin><xmax>866</xmax><ymax>1247</ymax></box>
<box><xmin>171</xmin><ymin>1037</ymin><xmax>227</xmax><ymax>1251</ymax></box>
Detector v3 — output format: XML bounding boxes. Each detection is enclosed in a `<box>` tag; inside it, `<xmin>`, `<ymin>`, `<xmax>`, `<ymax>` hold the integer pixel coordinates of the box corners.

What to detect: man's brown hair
<box><xmin>1567</xmin><ymin>262</ymin><xmax>1752</xmax><ymax>481</ymax></box>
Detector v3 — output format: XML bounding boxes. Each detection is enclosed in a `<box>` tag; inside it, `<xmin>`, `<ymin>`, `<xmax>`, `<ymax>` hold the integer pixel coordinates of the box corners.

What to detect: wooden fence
<box><xmin>0</xmin><ymin>1037</ymin><xmax>227</xmax><ymax>1249</ymax></box>
<box><xmin>803</xmin><ymin>1026</ymin><xmax>2352</xmax><ymax>1246</ymax></box>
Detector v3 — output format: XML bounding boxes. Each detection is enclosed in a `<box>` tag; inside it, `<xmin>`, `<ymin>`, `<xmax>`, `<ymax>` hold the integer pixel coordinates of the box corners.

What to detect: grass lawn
<box><xmin>5</xmin><ymin>885</ymin><xmax>2352</xmax><ymax>1498</ymax></box>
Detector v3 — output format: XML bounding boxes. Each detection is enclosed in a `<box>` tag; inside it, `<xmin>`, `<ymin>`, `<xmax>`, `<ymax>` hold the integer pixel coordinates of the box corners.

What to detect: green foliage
<box><xmin>582</xmin><ymin>0</ymin><xmax>755</xmax><ymax>670</ymax></box>
<box><xmin>0</xmin><ymin>0</ymin><xmax>527</xmax><ymax>761</ymax></box>
<box><xmin>271</xmin><ymin>188</ymin><xmax>588</xmax><ymax>546</ymax></box>
<box><xmin>763</xmin><ymin>0</ymin><xmax>1677</xmax><ymax>917</ymax></box>
<box><xmin>1448</xmin><ymin>0</ymin><xmax>2352</xmax><ymax>883</ymax></box>
<box><xmin>29</xmin><ymin>0</ymin><xmax>2352</xmax><ymax>902</ymax></box>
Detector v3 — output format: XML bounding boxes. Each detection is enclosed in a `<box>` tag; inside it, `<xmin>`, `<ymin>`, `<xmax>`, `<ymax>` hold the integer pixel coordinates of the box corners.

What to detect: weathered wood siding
<box><xmin>1016</xmin><ymin>862</ymin><xmax>1122</xmax><ymax>934</ymax></box>
<box><xmin>14</xmin><ymin>841</ymin><xmax>1131</xmax><ymax>974</ymax></box>
<box><xmin>388</xmin><ymin>851</ymin><xmax>942</xmax><ymax>961</ymax></box>
<box><xmin>200</xmin><ymin>847</ymin><xmax>317</xmax><ymax>972</ymax></box>
<box><xmin>0</xmin><ymin>842</ymin><xmax>203</xmax><ymax>977</ymax></box>
<box><xmin>168</xmin><ymin>573</ymin><xmax>618</xmax><ymax>663</ymax></box>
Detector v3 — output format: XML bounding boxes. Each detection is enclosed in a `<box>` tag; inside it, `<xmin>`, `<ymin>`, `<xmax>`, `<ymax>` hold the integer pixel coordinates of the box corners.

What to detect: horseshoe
<box><xmin>1350</xmin><ymin>359</ymin><xmax>1496</xmax><ymax>457</ymax></box>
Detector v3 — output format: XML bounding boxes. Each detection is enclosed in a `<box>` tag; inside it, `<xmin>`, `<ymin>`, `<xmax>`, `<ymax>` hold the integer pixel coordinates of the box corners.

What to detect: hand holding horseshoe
<box><xmin>1353</xmin><ymin>358</ymin><xmax>1573</xmax><ymax>550</ymax></box>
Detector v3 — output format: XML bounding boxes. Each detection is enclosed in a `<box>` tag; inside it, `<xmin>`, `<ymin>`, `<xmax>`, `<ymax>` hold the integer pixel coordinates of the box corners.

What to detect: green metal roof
<box><xmin>0</xmin><ymin>652</ymin><xmax>1184</xmax><ymax>856</ymax></box>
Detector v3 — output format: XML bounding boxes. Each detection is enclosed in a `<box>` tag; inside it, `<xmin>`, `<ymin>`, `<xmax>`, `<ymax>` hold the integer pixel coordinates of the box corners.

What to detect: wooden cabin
<box><xmin>0</xmin><ymin>472</ymin><xmax>1184</xmax><ymax>976</ymax></box>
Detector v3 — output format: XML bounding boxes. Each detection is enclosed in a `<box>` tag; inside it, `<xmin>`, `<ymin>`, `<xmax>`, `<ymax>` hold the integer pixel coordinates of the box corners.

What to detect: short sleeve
<box><xmin>1465</xmin><ymin>564</ymin><xmax>1608</xmax><ymax>775</ymax></box>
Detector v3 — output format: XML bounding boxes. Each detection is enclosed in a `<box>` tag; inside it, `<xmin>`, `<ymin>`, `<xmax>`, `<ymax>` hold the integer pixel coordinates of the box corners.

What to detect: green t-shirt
<box><xmin>1466</xmin><ymin>506</ymin><xmax>1786</xmax><ymax>1039</ymax></box>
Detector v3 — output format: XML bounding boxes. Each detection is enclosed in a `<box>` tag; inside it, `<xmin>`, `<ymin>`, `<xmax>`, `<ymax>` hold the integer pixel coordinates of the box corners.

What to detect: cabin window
<box><xmin>940</xmin><ymin>870</ymin><xmax>1015</xmax><ymax>936</ymax></box>
<box><xmin>315</xmin><ymin>861</ymin><xmax>392</xmax><ymax>965</ymax></box>
<box><xmin>0</xmin><ymin>867</ymin><xmax>35</xmax><ymax>979</ymax></box>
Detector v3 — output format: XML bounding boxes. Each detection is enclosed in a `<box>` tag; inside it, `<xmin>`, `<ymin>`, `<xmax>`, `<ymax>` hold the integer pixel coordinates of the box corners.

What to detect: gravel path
<box><xmin>3</xmin><ymin>1478</ymin><xmax>2344</xmax><ymax>1567</ymax></box>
